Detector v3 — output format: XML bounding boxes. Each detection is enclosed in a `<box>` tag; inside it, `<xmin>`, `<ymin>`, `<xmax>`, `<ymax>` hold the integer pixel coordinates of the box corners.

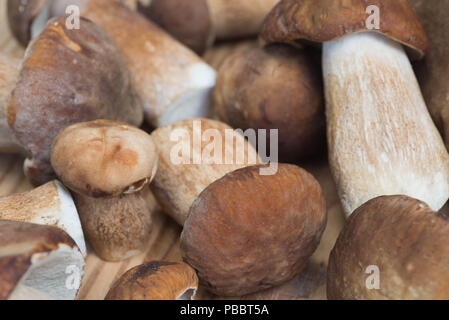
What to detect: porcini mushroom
<box><xmin>410</xmin><ymin>0</ymin><xmax>449</xmax><ymax>150</ymax></box>
<box><xmin>181</xmin><ymin>164</ymin><xmax>327</xmax><ymax>296</ymax></box>
<box><xmin>51</xmin><ymin>120</ymin><xmax>158</xmax><ymax>261</ymax></box>
<box><xmin>0</xmin><ymin>220</ymin><xmax>85</xmax><ymax>300</ymax></box>
<box><xmin>150</xmin><ymin>118</ymin><xmax>260</xmax><ymax>226</ymax></box>
<box><xmin>7</xmin><ymin>16</ymin><xmax>143</xmax><ymax>186</ymax></box>
<box><xmin>214</xmin><ymin>44</ymin><xmax>325</xmax><ymax>162</ymax></box>
<box><xmin>12</xmin><ymin>0</ymin><xmax>217</xmax><ymax>128</ymax></box>
<box><xmin>261</xmin><ymin>0</ymin><xmax>449</xmax><ymax>216</ymax></box>
<box><xmin>105</xmin><ymin>261</ymin><xmax>198</xmax><ymax>300</ymax></box>
<box><xmin>328</xmin><ymin>195</ymin><xmax>449</xmax><ymax>300</ymax></box>
<box><xmin>0</xmin><ymin>180</ymin><xmax>86</xmax><ymax>256</ymax></box>
<box><xmin>0</xmin><ymin>53</ymin><xmax>22</xmax><ymax>153</ymax></box>
<box><xmin>138</xmin><ymin>0</ymin><xmax>279</xmax><ymax>54</ymax></box>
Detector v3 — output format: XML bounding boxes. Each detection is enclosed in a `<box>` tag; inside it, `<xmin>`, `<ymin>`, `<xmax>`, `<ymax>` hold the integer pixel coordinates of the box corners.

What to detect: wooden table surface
<box><xmin>0</xmin><ymin>1</ymin><xmax>346</xmax><ymax>300</ymax></box>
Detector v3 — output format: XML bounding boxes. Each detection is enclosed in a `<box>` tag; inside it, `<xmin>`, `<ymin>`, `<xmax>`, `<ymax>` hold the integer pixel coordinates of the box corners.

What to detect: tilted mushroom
<box><xmin>328</xmin><ymin>195</ymin><xmax>449</xmax><ymax>300</ymax></box>
<box><xmin>410</xmin><ymin>0</ymin><xmax>449</xmax><ymax>150</ymax></box>
<box><xmin>10</xmin><ymin>0</ymin><xmax>217</xmax><ymax>128</ymax></box>
<box><xmin>150</xmin><ymin>118</ymin><xmax>260</xmax><ymax>226</ymax></box>
<box><xmin>137</xmin><ymin>0</ymin><xmax>279</xmax><ymax>54</ymax></box>
<box><xmin>51</xmin><ymin>120</ymin><xmax>158</xmax><ymax>262</ymax></box>
<box><xmin>0</xmin><ymin>180</ymin><xmax>86</xmax><ymax>256</ymax></box>
<box><xmin>7</xmin><ymin>16</ymin><xmax>143</xmax><ymax>186</ymax></box>
<box><xmin>105</xmin><ymin>261</ymin><xmax>198</xmax><ymax>300</ymax></box>
<box><xmin>214</xmin><ymin>44</ymin><xmax>325</xmax><ymax>162</ymax></box>
<box><xmin>0</xmin><ymin>220</ymin><xmax>85</xmax><ymax>300</ymax></box>
<box><xmin>181</xmin><ymin>164</ymin><xmax>327</xmax><ymax>296</ymax></box>
<box><xmin>0</xmin><ymin>53</ymin><xmax>22</xmax><ymax>153</ymax></box>
<box><xmin>261</xmin><ymin>0</ymin><xmax>449</xmax><ymax>216</ymax></box>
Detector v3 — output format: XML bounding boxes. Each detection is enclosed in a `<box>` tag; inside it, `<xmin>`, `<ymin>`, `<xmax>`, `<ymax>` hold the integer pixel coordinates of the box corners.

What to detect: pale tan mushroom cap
<box><xmin>51</xmin><ymin>120</ymin><xmax>158</xmax><ymax>197</ymax></box>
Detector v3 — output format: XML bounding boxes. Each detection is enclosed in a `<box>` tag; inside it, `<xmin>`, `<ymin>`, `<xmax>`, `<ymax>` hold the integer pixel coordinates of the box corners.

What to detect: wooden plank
<box><xmin>0</xmin><ymin>1</ymin><xmax>345</xmax><ymax>300</ymax></box>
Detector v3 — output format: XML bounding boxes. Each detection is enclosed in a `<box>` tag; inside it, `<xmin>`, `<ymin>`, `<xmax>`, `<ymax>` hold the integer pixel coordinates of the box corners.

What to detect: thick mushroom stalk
<box><xmin>322</xmin><ymin>32</ymin><xmax>449</xmax><ymax>215</ymax></box>
<box><xmin>0</xmin><ymin>221</ymin><xmax>85</xmax><ymax>300</ymax></box>
<box><xmin>51</xmin><ymin>120</ymin><xmax>158</xmax><ymax>262</ymax></box>
<box><xmin>0</xmin><ymin>180</ymin><xmax>86</xmax><ymax>256</ymax></box>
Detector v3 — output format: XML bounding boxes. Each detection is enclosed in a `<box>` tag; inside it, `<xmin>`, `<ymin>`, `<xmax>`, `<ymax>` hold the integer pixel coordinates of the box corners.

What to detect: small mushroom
<box><xmin>328</xmin><ymin>195</ymin><xmax>449</xmax><ymax>300</ymax></box>
<box><xmin>0</xmin><ymin>53</ymin><xmax>22</xmax><ymax>153</ymax></box>
<box><xmin>0</xmin><ymin>220</ymin><xmax>85</xmax><ymax>300</ymax></box>
<box><xmin>7</xmin><ymin>16</ymin><xmax>143</xmax><ymax>186</ymax></box>
<box><xmin>0</xmin><ymin>180</ymin><xmax>86</xmax><ymax>257</ymax></box>
<box><xmin>150</xmin><ymin>118</ymin><xmax>260</xmax><ymax>226</ymax></box>
<box><xmin>14</xmin><ymin>0</ymin><xmax>217</xmax><ymax>128</ymax></box>
<box><xmin>51</xmin><ymin>120</ymin><xmax>158</xmax><ymax>261</ymax></box>
<box><xmin>138</xmin><ymin>0</ymin><xmax>279</xmax><ymax>54</ymax></box>
<box><xmin>105</xmin><ymin>261</ymin><xmax>198</xmax><ymax>300</ymax></box>
<box><xmin>261</xmin><ymin>0</ymin><xmax>449</xmax><ymax>216</ymax></box>
<box><xmin>410</xmin><ymin>0</ymin><xmax>449</xmax><ymax>150</ymax></box>
<box><xmin>214</xmin><ymin>44</ymin><xmax>325</xmax><ymax>162</ymax></box>
<box><xmin>181</xmin><ymin>164</ymin><xmax>327</xmax><ymax>296</ymax></box>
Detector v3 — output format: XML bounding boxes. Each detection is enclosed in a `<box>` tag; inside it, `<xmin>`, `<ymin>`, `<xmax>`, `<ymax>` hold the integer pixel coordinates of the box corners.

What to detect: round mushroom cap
<box><xmin>137</xmin><ymin>0</ymin><xmax>213</xmax><ymax>54</ymax></box>
<box><xmin>214</xmin><ymin>44</ymin><xmax>325</xmax><ymax>162</ymax></box>
<box><xmin>105</xmin><ymin>261</ymin><xmax>199</xmax><ymax>300</ymax></box>
<box><xmin>51</xmin><ymin>120</ymin><xmax>158</xmax><ymax>197</ymax></box>
<box><xmin>261</xmin><ymin>0</ymin><xmax>428</xmax><ymax>60</ymax></box>
<box><xmin>181</xmin><ymin>164</ymin><xmax>327</xmax><ymax>296</ymax></box>
<box><xmin>0</xmin><ymin>220</ymin><xmax>85</xmax><ymax>300</ymax></box>
<box><xmin>328</xmin><ymin>195</ymin><xmax>449</xmax><ymax>300</ymax></box>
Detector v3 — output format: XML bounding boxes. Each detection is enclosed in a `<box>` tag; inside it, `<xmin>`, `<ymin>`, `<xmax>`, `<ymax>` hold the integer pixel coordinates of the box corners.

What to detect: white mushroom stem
<box><xmin>0</xmin><ymin>181</ymin><xmax>87</xmax><ymax>256</ymax></box>
<box><xmin>323</xmin><ymin>32</ymin><xmax>449</xmax><ymax>216</ymax></box>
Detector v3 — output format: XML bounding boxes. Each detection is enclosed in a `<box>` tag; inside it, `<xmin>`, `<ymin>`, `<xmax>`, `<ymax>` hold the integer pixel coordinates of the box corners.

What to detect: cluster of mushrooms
<box><xmin>0</xmin><ymin>0</ymin><xmax>449</xmax><ymax>300</ymax></box>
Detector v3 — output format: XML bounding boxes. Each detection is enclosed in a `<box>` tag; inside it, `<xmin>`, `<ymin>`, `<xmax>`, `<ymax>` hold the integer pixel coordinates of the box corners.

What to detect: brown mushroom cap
<box><xmin>137</xmin><ymin>0</ymin><xmax>213</xmax><ymax>55</ymax></box>
<box><xmin>214</xmin><ymin>44</ymin><xmax>325</xmax><ymax>162</ymax></box>
<box><xmin>105</xmin><ymin>261</ymin><xmax>198</xmax><ymax>300</ymax></box>
<box><xmin>0</xmin><ymin>220</ymin><xmax>85</xmax><ymax>300</ymax></box>
<box><xmin>7</xmin><ymin>17</ymin><xmax>143</xmax><ymax>186</ymax></box>
<box><xmin>261</xmin><ymin>0</ymin><xmax>428</xmax><ymax>60</ymax></box>
<box><xmin>51</xmin><ymin>120</ymin><xmax>157</xmax><ymax>198</ymax></box>
<box><xmin>328</xmin><ymin>195</ymin><xmax>449</xmax><ymax>300</ymax></box>
<box><xmin>181</xmin><ymin>164</ymin><xmax>327</xmax><ymax>296</ymax></box>
<box><xmin>7</xmin><ymin>0</ymin><xmax>49</xmax><ymax>47</ymax></box>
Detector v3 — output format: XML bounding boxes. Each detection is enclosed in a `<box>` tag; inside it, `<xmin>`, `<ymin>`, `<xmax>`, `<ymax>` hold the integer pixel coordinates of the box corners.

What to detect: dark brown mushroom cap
<box><xmin>181</xmin><ymin>164</ymin><xmax>327</xmax><ymax>296</ymax></box>
<box><xmin>261</xmin><ymin>0</ymin><xmax>428</xmax><ymax>60</ymax></box>
<box><xmin>105</xmin><ymin>261</ymin><xmax>199</xmax><ymax>300</ymax></box>
<box><xmin>51</xmin><ymin>120</ymin><xmax>157</xmax><ymax>198</ymax></box>
<box><xmin>214</xmin><ymin>44</ymin><xmax>325</xmax><ymax>162</ymax></box>
<box><xmin>7</xmin><ymin>17</ymin><xmax>143</xmax><ymax>186</ymax></box>
<box><xmin>137</xmin><ymin>0</ymin><xmax>213</xmax><ymax>54</ymax></box>
<box><xmin>7</xmin><ymin>0</ymin><xmax>49</xmax><ymax>47</ymax></box>
<box><xmin>0</xmin><ymin>220</ymin><xmax>80</xmax><ymax>300</ymax></box>
<box><xmin>328</xmin><ymin>195</ymin><xmax>449</xmax><ymax>300</ymax></box>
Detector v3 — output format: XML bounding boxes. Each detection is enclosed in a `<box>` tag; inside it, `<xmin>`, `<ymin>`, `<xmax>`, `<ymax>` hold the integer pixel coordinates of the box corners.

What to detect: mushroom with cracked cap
<box><xmin>0</xmin><ymin>221</ymin><xmax>85</xmax><ymax>300</ymax></box>
<box><xmin>105</xmin><ymin>261</ymin><xmax>198</xmax><ymax>300</ymax></box>
<box><xmin>261</xmin><ymin>0</ymin><xmax>449</xmax><ymax>216</ymax></box>
<box><xmin>51</xmin><ymin>120</ymin><xmax>158</xmax><ymax>262</ymax></box>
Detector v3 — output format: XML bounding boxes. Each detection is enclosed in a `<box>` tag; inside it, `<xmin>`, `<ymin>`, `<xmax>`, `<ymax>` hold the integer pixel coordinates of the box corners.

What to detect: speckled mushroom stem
<box><xmin>322</xmin><ymin>32</ymin><xmax>449</xmax><ymax>216</ymax></box>
<box><xmin>0</xmin><ymin>54</ymin><xmax>23</xmax><ymax>154</ymax></box>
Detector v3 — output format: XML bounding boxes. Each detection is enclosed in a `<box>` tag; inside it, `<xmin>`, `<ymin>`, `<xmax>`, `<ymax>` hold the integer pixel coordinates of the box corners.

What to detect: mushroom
<box><xmin>181</xmin><ymin>164</ymin><xmax>327</xmax><ymax>296</ymax></box>
<box><xmin>150</xmin><ymin>118</ymin><xmax>260</xmax><ymax>226</ymax></box>
<box><xmin>214</xmin><ymin>43</ymin><xmax>325</xmax><ymax>162</ymax></box>
<box><xmin>7</xmin><ymin>16</ymin><xmax>143</xmax><ymax>186</ymax></box>
<box><xmin>51</xmin><ymin>120</ymin><xmax>158</xmax><ymax>262</ymax></box>
<box><xmin>12</xmin><ymin>0</ymin><xmax>217</xmax><ymax>128</ymax></box>
<box><xmin>328</xmin><ymin>195</ymin><xmax>449</xmax><ymax>300</ymax></box>
<box><xmin>0</xmin><ymin>53</ymin><xmax>22</xmax><ymax>153</ymax></box>
<box><xmin>137</xmin><ymin>0</ymin><xmax>279</xmax><ymax>54</ymax></box>
<box><xmin>0</xmin><ymin>180</ymin><xmax>86</xmax><ymax>257</ymax></box>
<box><xmin>105</xmin><ymin>261</ymin><xmax>198</xmax><ymax>300</ymax></box>
<box><xmin>261</xmin><ymin>0</ymin><xmax>449</xmax><ymax>216</ymax></box>
<box><xmin>0</xmin><ymin>220</ymin><xmax>85</xmax><ymax>300</ymax></box>
<box><xmin>410</xmin><ymin>0</ymin><xmax>449</xmax><ymax>150</ymax></box>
